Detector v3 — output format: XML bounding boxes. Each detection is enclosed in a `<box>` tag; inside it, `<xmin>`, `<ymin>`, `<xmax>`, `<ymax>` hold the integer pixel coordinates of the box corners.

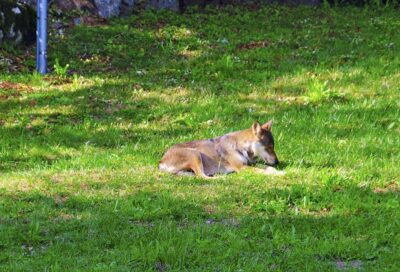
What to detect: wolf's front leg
<box><xmin>251</xmin><ymin>167</ymin><xmax>266</xmax><ymax>174</ymax></box>
<box><xmin>245</xmin><ymin>166</ymin><xmax>285</xmax><ymax>176</ymax></box>
<box><xmin>225</xmin><ymin>159</ymin><xmax>247</xmax><ymax>173</ymax></box>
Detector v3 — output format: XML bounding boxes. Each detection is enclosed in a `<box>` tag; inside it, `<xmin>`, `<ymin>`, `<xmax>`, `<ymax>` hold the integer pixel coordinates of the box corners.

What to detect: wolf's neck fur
<box><xmin>221</xmin><ymin>129</ymin><xmax>257</xmax><ymax>161</ymax></box>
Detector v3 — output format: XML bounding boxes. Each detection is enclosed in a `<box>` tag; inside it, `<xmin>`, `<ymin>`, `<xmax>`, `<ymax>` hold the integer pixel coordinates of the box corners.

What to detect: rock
<box><xmin>147</xmin><ymin>0</ymin><xmax>179</xmax><ymax>11</ymax></box>
<box><xmin>73</xmin><ymin>17</ymin><xmax>82</xmax><ymax>25</ymax></box>
<box><xmin>18</xmin><ymin>0</ymin><xmax>36</xmax><ymax>6</ymax></box>
<box><xmin>17</xmin><ymin>0</ymin><xmax>323</xmax><ymax>21</ymax></box>
<box><xmin>181</xmin><ymin>0</ymin><xmax>321</xmax><ymax>8</ymax></box>
<box><xmin>53</xmin><ymin>0</ymin><xmax>75</xmax><ymax>10</ymax></box>
<box><xmin>93</xmin><ymin>0</ymin><xmax>122</xmax><ymax>17</ymax></box>
<box><xmin>120</xmin><ymin>0</ymin><xmax>135</xmax><ymax>16</ymax></box>
<box><xmin>50</xmin><ymin>0</ymin><xmax>96</xmax><ymax>13</ymax></box>
<box><xmin>280</xmin><ymin>0</ymin><xmax>320</xmax><ymax>5</ymax></box>
<box><xmin>0</xmin><ymin>0</ymin><xmax>36</xmax><ymax>46</ymax></box>
<box><xmin>93</xmin><ymin>0</ymin><xmax>135</xmax><ymax>17</ymax></box>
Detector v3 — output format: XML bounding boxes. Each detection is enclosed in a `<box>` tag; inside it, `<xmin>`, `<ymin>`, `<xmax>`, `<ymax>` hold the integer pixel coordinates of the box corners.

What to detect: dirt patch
<box><xmin>238</xmin><ymin>40</ymin><xmax>271</xmax><ymax>50</ymax></box>
<box><xmin>0</xmin><ymin>81</ymin><xmax>33</xmax><ymax>100</ymax></box>
<box><xmin>373</xmin><ymin>181</ymin><xmax>399</xmax><ymax>194</ymax></box>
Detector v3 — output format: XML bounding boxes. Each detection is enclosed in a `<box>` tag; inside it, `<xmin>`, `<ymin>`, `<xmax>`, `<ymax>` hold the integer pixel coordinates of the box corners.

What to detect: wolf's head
<box><xmin>251</xmin><ymin>120</ymin><xmax>279</xmax><ymax>166</ymax></box>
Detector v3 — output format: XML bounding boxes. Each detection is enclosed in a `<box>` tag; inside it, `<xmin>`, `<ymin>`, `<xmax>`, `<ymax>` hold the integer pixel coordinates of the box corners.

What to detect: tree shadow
<box><xmin>1</xmin><ymin>6</ymin><xmax>399</xmax><ymax>270</ymax></box>
<box><xmin>46</xmin><ymin>6</ymin><xmax>400</xmax><ymax>92</ymax></box>
<box><xmin>0</xmin><ymin>182</ymin><xmax>398</xmax><ymax>270</ymax></box>
<box><xmin>1</xmin><ymin>78</ymin><xmax>398</xmax><ymax>172</ymax></box>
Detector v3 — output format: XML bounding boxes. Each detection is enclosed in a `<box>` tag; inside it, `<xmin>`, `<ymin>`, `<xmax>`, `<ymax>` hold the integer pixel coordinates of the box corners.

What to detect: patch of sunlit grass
<box><xmin>1</xmin><ymin>5</ymin><xmax>400</xmax><ymax>271</ymax></box>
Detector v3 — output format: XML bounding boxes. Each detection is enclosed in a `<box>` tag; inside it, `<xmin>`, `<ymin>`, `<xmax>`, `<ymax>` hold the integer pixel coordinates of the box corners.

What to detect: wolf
<box><xmin>158</xmin><ymin>120</ymin><xmax>279</xmax><ymax>178</ymax></box>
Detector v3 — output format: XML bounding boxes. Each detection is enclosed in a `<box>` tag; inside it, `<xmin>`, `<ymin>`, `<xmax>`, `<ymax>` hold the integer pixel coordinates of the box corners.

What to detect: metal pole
<box><xmin>36</xmin><ymin>0</ymin><xmax>47</xmax><ymax>74</ymax></box>
<box><xmin>36</xmin><ymin>0</ymin><xmax>40</xmax><ymax>71</ymax></box>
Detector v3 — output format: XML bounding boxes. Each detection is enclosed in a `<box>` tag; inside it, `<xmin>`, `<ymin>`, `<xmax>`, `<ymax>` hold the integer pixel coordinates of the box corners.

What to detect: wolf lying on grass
<box><xmin>159</xmin><ymin>120</ymin><xmax>284</xmax><ymax>178</ymax></box>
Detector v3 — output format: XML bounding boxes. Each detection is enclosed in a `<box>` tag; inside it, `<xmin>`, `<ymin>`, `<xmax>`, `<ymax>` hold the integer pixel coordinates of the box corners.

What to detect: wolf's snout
<box><xmin>266</xmin><ymin>158</ymin><xmax>279</xmax><ymax>166</ymax></box>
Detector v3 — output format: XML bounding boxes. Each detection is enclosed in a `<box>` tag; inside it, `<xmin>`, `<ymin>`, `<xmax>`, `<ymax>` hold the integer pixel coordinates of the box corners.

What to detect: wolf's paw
<box><xmin>252</xmin><ymin>168</ymin><xmax>266</xmax><ymax>175</ymax></box>
<box><xmin>264</xmin><ymin>166</ymin><xmax>285</xmax><ymax>176</ymax></box>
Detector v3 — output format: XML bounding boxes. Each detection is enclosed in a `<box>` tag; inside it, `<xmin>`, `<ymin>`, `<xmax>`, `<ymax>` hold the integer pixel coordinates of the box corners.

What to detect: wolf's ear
<box><xmin>262</xmin><ymin>120</ymin><xmax>273</xmax><ymax>131</ymax></box>
<box><xmin>252</xmin><ymin>122</ymin><xmax>262</xmax><ymax>138</ymax></box>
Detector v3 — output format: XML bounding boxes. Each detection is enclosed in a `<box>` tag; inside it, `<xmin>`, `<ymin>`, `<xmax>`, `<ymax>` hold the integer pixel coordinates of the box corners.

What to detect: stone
<box><xmin>181</xmin><ymin>0</ymin><xmax>321</xmax><ymax>8</ymax></box>
<box><xmin>11</xmin><ymin>7</ymin><xmax>22</xmax><ymax>14</ymax></box>
<box><xmin>93</xmin><ymin>0</ymin><xmax>122</xmax><ymax>17</ymax></box>
<box><xmin>19</xmin><ymin>0</ymin><xmax>322</xmax><ymax>19</ymax></box>
<box><xmin>53</xmin><ymin>0</ymin><xmax>76</xmax><ymax>10</ymax></box>
<box><xmin>71</xmin><ymin>0</ymin><xmax>96</xmax><ymax>12</ymax></box>
<box><xmin>18</xmin><ymin>0</ymin><xmax>36</xmax><ymax>6</ymax></box>
<box><xmin>120</xmin><ymin>0</ymin><xmax>135</xmax><ymax>16</ymax></box>
<box><xmin>147</xmin><ymin>0</ymin><xmax>179</xmax><ymax>11</ymax></box>
<box><xmin>92</xmin><ymin>0</ymin><xmax>135</xmax><ymax>17</ymax></box>
<box><xmin>52</xmin><ymin>0</ymin><xmax>96</xmax><ymax>12</ymax></box>
<box><xmin>73</xmin><ymin>17</ymin><xmax>82</xmax><ymax>25</ymax></box>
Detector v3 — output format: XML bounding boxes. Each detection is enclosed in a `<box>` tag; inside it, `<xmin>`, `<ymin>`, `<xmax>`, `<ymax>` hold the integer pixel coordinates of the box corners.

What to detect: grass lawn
<box><xmin>1</xmin><ymin>5</ymin><xmax>400</xmax><ymax>271</ymax></box>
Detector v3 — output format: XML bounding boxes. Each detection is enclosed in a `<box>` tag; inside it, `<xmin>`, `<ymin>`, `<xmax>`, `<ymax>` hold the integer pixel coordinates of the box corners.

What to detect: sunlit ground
<box><xmin>1</xmin><ymin>5</ymin><xmax>399</xmax><ymax>270</ymax></box>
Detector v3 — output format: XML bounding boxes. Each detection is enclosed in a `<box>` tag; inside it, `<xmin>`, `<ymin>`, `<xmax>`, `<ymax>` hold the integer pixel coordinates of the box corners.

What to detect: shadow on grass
<box><xmin>1</xmin><ymin>6</ymin><xmax>399</xmax><ymax>270</ymax></box>
<box><xmin>48</xmin><ymin>6</ymin><xmax>400</xmax><ymax>89</ymax></box>
<box><xmin>0</xmin><ymin>181</ymin><xmax>398</xmax><ymax>270</ymax></box>
<box><xmin>1</xmin><ymin>78</ymin><xmax>399</xmax><ymax>172</ymax></box>
<box><xmin>1</xmin><ymin>6</ymin><xmax>399</xmax><ymax>173</ymax></box>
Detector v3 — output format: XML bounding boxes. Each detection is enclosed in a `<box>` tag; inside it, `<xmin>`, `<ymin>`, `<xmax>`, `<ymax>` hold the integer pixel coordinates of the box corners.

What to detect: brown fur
<box><xmin>159</xmin><ymin>121</ymin><xmax>279</xmax><ymax>178</ymax></box>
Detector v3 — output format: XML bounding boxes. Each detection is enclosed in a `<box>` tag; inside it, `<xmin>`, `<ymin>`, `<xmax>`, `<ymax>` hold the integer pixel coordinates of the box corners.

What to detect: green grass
<box><xmin>1</xmin><ymin>5</ymin><xmax>400</xmax><ymax>271</ymax></box>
